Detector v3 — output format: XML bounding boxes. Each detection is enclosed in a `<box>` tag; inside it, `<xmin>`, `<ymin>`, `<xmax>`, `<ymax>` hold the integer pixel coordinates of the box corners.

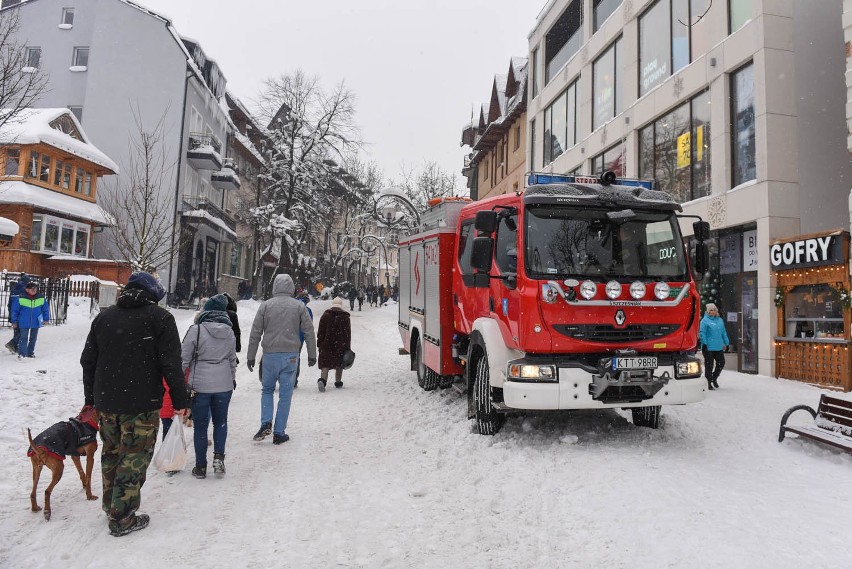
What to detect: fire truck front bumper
<box><xmin>501</xmin><ymin>365</ymin><xmax>706</xmax><ymax>410</ymax></box>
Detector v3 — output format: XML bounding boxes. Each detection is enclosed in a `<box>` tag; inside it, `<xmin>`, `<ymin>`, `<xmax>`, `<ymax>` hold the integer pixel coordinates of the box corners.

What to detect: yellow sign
<box><xmin>676</xmin><ymin>126</ymin><xmax>704</xmax><ymax>169</ymax></box>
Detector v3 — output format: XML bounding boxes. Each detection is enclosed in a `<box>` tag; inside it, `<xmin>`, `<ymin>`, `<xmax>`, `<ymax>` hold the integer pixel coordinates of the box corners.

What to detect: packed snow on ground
<box><xmin>1</xmin><ymin>296</ymin><xmax>850</xmax><ymax>568</ymax></box>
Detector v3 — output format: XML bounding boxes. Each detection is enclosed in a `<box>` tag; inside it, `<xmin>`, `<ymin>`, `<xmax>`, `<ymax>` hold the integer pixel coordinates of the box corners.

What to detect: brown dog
<box><xmin>27</xmin><ymin>405</ymin><xmax>99</xmax><ymax>520</ymax></box>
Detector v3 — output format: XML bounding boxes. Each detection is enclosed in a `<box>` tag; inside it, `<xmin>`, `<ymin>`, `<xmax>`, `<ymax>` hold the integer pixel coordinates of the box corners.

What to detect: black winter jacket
<box><xmin>81</xmin><ymin>288</ymin><xmax>189</xmax><ymax>414</ymax></box>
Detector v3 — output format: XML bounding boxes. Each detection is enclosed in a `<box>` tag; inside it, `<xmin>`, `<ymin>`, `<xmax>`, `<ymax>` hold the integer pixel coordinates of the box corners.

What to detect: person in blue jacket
<box><xmin>5</xmin><ymin>273</ymin><xmax>28</xmax><ymax>353</ymax></box>
<box><xmin>699</xmin><ymin>302</ymin><xmax>729</xmax><ymax>390</ymax></box>
<box><xmin>11</xmin><ymin>281</ymin><xmax>50</xmax><ymax>358</ymax></box>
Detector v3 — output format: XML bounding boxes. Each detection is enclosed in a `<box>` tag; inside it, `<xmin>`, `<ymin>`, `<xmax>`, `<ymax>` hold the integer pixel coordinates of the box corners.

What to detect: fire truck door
<box><xmin>491</xmin><ymin>213</ymin><xmax>521</xmax><ymax>348</ymax></box>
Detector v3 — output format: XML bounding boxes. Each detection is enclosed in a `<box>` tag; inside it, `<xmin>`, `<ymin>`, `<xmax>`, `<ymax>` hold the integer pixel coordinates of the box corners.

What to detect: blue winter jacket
<box><xmin>7</xmin><ymin>279</ymin><xmax>26</xmax><ymax>313</ymax></box>
<box><xmin>699</xmin><ymin>314</ymin><xmax>729</xmax><ymax>351</ymax></box>
<box><xmin>11</xmin><ymin>292</ymin><xmax>50</xmax><ymax>329</ymax></box>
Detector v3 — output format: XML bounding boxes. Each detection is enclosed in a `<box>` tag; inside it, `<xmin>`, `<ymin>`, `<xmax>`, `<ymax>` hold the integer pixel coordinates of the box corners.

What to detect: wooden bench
<box><xmin>778</xmin><ymin>394</ymin><xmax>852</xmax><ymax>453</ymax></box>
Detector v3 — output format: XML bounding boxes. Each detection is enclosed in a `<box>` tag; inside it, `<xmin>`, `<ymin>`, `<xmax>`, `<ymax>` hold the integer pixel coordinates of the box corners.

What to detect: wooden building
<box><xmin>0</xmin><ymin>108</ymin><xmax>123</xmax><ymax>280</ymax></box>
<box><xmin>772</xmin><ymin>229</ymin><xmax>851</xmax><ymax>391</ymax></box>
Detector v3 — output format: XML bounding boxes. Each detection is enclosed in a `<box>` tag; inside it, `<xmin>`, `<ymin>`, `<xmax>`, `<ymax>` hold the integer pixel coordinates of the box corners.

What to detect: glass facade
<box><xmin>731</xmin><ymin>63</ymin><xmax>756</xmax><ymax>187</ymax></box>
<box><xmin>591</xmin><ymin>144</ymin><xmax>625</xmax><ymax>176</ymax></box>
<box><xmin>592</xmin><ymin>37</ymin><xmax>621</xmax><ymax>131</ymax></box>
<box><xmin>543</xmin><ymin>82</ymin><xmax>577</xmax><ymax>164</ymax></box>
<box><xmin>594</xmin><ymin>0</ymin><xmax>622</xmax><ymax>31</ymax></box>
<box><xmin>639</xmin><ymin>0</ymin><xmax>670</xmax><ymax>96</ymax></box>
<box><xmin>729</xmin><ymin>0</ymin><xmax>752</xmax><ymax>33</ymax></box>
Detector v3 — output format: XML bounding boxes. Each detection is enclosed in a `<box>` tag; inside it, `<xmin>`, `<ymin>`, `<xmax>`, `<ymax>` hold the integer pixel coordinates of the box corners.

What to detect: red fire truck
<box><xmin>397</xmin><ymin>172</ymin><xmax>712</xmax><ymax>435</ymax></box>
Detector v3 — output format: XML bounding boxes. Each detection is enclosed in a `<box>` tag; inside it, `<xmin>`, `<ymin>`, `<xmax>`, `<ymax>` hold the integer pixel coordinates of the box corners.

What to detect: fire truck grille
<box><xmin>552</xmin><ymin>324</ymin><xmax>681</xmax><ymax>343</ymax></box>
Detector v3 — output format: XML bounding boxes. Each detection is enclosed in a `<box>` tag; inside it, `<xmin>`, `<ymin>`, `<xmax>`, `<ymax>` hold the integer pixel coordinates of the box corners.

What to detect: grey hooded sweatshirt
<box><xmin>182</xmin><ymin>321</ymin><xmax>237</xmax><ymax>393</ymax></box>
<box><xmin>246</xmin><ymin>274</ymin><xmax>317</xmax><ymax>362</ymax></box>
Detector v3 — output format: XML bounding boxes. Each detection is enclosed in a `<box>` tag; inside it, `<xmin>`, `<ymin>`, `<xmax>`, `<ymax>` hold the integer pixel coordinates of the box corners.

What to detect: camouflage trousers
<box><xmin>98</xmin><ymin>411</ymin><xmax>159</xmax><ymax>530</ymax></box>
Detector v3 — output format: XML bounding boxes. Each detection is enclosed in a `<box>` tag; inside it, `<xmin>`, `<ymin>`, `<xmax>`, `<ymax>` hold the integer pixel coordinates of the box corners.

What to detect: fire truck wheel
<box><xmin>438</xmin><ymin>374</ymin><xmax>454</xmax><ymax>389</ymax></box>
<box><xmin>473</xmin><ymin>354</ymin><xmax>504</xmax><ymax>435</ymax></box>
<box><xmin>423</xmin><ymin>367</ymin><xmax>438</xmax><ymax>391</ymax></box>
<box><xmin>631</xmin><ymin>406</ymin><xmax>661</xmax><ymax>429</ymax></box>
<box><xmin>415</xmin><ymin>337</ymin><xmax>427</xmax><ymax>388</ymax></box>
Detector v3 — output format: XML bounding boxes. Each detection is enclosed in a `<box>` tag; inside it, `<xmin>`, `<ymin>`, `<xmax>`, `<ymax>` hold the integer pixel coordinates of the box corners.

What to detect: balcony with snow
<box><xmin>187</xmin><ymin>133</ymin><xmax>223</xmax><ymax>170</ymax></box>
<box><xmin>211</xmin><ymin>157</ymin><xmax>240</xmax><ymax>191</ymax></box>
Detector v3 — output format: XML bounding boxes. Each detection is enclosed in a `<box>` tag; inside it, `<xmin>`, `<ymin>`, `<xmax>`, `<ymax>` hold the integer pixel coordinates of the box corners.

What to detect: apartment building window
<box><xmin>4</xmin><ymin>147</ymin><xmax>19</xmax><ymax>175</ymax></box>
<box><xmin>61</xmin><ymin>8</ymin><xmax>74</xmax><ymax>26</ymax></box>
<box><xmin>68</xmin><ymin>106</ymin><xmax>83</xmax><ymax>121</ymax></box>
<box><xmin>484</xmin><ymin>158</ymin><xmax>489</xmax><ymax>181</ymax></box>
<box><xmin>638</xmin><ymin>89</ymin><xmax>711</xmax><ymax>203</ymax></box>
<box><xmin>53</xmin><ymin>160</ymin><xmax>64</xmax><ymax>187</ymax></box>
<box><xmin>543</xmin><ymin>81</ymin><xmax>577</xmax><ymax>164</ymax></box>
<box><xmin>25</xmin><ymin>47</ymin><xmax>41</xmax><ymax>69</ymax></box>
<box><xmin>75</xmin><ymin>167</ymin><xmax>83</xmax><ymax>192</ymax></box>
<box><xmin>729</xmin><ymin>0</ymin><xmax>752</xmax><ymax>34</ymax></box>
<box><xmin>731</xmin><ymin>63</ymin><xmax>755</xmax><ymax>187</ymax></box>
<box><xmin>592</xmin><ymin>144</ymin><xmax>626</xmax><ymax>177</ymax></box>
<box><xmin>531</xmin><ymin>47</ymin><xmax>539</xmax><ymax>98</ymax></box>
<box><xmin>72</xmin><ymin>47</ymin><xmax>89</xmax><ymax>67</ymax></box>
<box><xmin>639</xmin><ymin>1</ymin><xmax>711</xmax><ymax>97</ymax></box>
<box><xmin>514</xmin><ymin>125</ymin><xmax>521</xmax><ymax>151</ymax></box>
<box><xmin>545</xmin><ymin>0</ymin><xmax>583</xmax><ymax>84</ymax></box>
<box><xmin>594</xmin><ymin>0</ymin><xmax>623</xmax><ymax>31</ymax></box>
<box><xmin>593</xmin><ymin>37</ymin><xmax>622</xmax><ymax>131</ymax></box>
<box><xmin>39</xmin><ymin>153</ymin><xmax>51</xmax><ymax>182</ymax></box>
<box><xmin>529</xmin><ymin>119</ymin><xmax>537</xmax><ymax>170</ymax></box>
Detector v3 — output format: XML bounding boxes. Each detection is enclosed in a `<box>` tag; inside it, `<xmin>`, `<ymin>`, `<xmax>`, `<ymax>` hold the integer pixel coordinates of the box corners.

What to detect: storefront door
<box><xmin>738</xmin><ymin>272</ymin><xmax>759</xmax><ymax>373</ymax></box>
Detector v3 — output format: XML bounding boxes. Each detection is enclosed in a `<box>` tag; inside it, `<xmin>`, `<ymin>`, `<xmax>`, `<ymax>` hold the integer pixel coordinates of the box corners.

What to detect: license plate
<box><xmin>612</xmin><ymin>356</ymin><xmax>658</xmax><ymax>370</ymax></box>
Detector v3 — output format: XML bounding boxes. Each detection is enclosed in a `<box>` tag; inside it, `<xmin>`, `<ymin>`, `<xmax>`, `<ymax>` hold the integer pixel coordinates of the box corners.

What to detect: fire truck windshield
<box><xmin>524</xmin><ymin>206</ymin><xmax>688</xmax><ymax>280</ymax></box>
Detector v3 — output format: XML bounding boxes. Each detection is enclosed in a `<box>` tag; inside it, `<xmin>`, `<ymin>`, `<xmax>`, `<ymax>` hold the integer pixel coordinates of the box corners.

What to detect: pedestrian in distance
<box><xmin>347</xmin><ymin>286</ymin><xmax>357</xmax><ymax>311</ymax></box>
<box><xmin>182</xmin><ymin>294</ymin><xmax>237</xmax><ymax>479</ymax></box>
<box><xmin>317</xmin><ymin>297</ymin><xmax>351</xmax><ymax>391</ymax></box>
<box><xmin>5</xmin><ymin>272</ymin><xmax>28</xmax><ymax>354</ymax></box>
<box><xmin>357</xmin><ymin>288</ymin><xmax>364</xmax><ymax>311</ymax></box>
<box><xmin>11</xmin><ymin>280</ymin><xmax>50</xmax><ymax>358</ymax></box>
<box><xmin>246</xmin><ymin>274</ymin><xmax>316</xmax><ymax>445</ymax></box>
<box><xmin>699</xmin><ymin>302</ymin><xmax>730</xmax><ymax>390</ymax></box>
<box><xmin>377</xmin><ymin>284</ymin><xmax>386</xmax><ymax>306</ymax></box>
<box><xmin>80</xmin><ymin>271</ymin><xmax>189</xmax><ymax>537</ymax></box>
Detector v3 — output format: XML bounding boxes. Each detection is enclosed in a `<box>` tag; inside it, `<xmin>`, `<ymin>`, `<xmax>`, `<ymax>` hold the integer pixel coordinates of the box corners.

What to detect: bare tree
<box><xmin>392</xmin><ymin>161</ymin><xmax>462</xmax><ymax>212</ymax></box>
<box><xmin>0</xmin><ymin>9</ymin><xmax>48</xmax><ymax>132</ymax></box>
<box><xmin>100</xmin><ymin>107</ymin><xmax>177</xmax><ymax>272</ymax></box>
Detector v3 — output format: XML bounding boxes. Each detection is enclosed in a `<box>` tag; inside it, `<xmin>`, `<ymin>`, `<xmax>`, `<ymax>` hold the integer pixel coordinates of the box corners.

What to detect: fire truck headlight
<box><xmin>508</xmin><ymin>363</ymin><xmax>557</xmax><ymax>381</ymax></box>
<box><xmin>654</xmin><ymin>282</ymin><xmax>671</xmax><ymax>300</ymax></box>
<box><xmin>675</xmin><ymin>358</ymin><xmax>702</xmax><ymax>378</ymax></box>
<box><xmin>580</xmin><ymin>280</ymin><xmax>597</xmax><ymax>300</ymax></box>
<box><xmin>605</xmin><ymin>280</ymin><xmax>622</xmax><ymax>299</ymax></box>
<box><xmin>629</xmin><ymin>281</ymin><xmax>646</xmax><ymax>299</ymax></box>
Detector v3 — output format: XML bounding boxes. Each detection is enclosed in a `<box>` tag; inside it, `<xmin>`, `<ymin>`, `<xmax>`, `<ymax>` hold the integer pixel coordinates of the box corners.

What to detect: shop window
<box><xmin>43</xmin><ymin>218</ymin><xmax>60</xmax><ymax>252</ymax></box>
<box><xmin>31</xmin><ymin>215</ymin><xmax>43</xmax><ymax>251</ymax></box>
<box><xmin>545</xmin><ymin>0</ymin><xmax>583</xmax><ymax>84</ymax></box>
<box><xmin>593</xmin><ymin>37</ymin><xmax>622</xmax><ymax>130</ymax></box>
<box><xmin>543</xmin><ymin>81</ymin><xmax>577</xmax><ymax>165</ymax></box>
<box><xmin>594</xmin><ymin>0</ymin><xmax>623</xmax><ymax>31</ymax></box>
<box><xmin>60</xmin><ymin>221</ymin><xmax>74</xmax><ymax>254</ymax></box>
<box><xmin>638</xmin><ymin>89</ymin><xmax>711</xmax><ymax>203</ymax></box>
<box><xmin>592</xmin><ymin>144</ymin><xmax>625</xmax><ymax>177</ymax></box>
<box><xmin>731</xmin><ymin>62</ymin><xmax>756</xmax><ymax>187</ymax></box>
<box><xmin>74</xmin><ymin>226</ymin><xmax>88</xmax><ymax>256</ymax></box>
<box><xmin>4</xmin><ymin>147</ymin><xmax>19</xmax><ymax>175</ymax></box>
<box><xmin>784</xmin><ymin>285</ymin><xmax>844</xmax><ymax>340</ymax></box>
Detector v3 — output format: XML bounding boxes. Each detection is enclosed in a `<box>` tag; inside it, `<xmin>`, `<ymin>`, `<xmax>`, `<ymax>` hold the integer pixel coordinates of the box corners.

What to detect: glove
<box><xmin>724</xmin><ymin>345</ymin><xmax>730</xmax><ymax>353</ymax></box>
<box><xmin>308</xmin><ymin>357</ymin><xmax>317</xmax><ymax>367</ymax></box>
<box><xmin>246</xmin><ymin>359</ymin><xmax>255</xmax><ymax>372</ymax></box>
<box><xmin>11</xmin><ymin>322</ymin><xmax>17</xmax><ymax>329</ymax></box>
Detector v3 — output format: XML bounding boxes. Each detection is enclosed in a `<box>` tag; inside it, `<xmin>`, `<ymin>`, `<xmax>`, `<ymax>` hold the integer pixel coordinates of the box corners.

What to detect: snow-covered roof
<box><xmin>0</xmin><ymin>180</ymin><xmax>112</xmax><ymax>225</ymax></box>
<box><xmin>0</xmin><ymin>216</ymin><xmax>19</xmax><ymax>236</ymax></box>
<box><xmin>181</xmin><ymin>209</ymin><xmax>237</xmax><ymax>237</ymax></box>
<box><xmin>0</xmin><ymin>108</ymin><xmax>119</xmax><ymax>173</ymax></box>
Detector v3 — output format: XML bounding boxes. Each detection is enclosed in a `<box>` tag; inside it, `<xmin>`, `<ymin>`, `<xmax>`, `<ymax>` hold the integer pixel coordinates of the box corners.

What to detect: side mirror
<box><xmin>693</xmin><ymin>220</ymin><xmax>710</xmax><ymax>241</ymax></box>
<box><xmin>475</xmin><ymin>210</ymin><xmax>498</xmax><ymax>234</ymax></box>
<box><xmin>471</xmin><ymin>236</ymin><xmax>494</xmax><ymax>272</ymax></box>
<box><xmin>693</xmin><ymin>241</ymin><xmax>709</xmax><ymax>279</ymax></box>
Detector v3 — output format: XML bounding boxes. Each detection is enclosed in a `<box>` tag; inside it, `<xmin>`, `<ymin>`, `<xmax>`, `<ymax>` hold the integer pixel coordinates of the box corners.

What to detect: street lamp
<box><xmin>361</xmin><ymin>234</ymin><xmax>391</xmax><ymax>289</ymax></box>
<box><xmin>373</xmin><ymin>188</ymin><xmax>421</xmax><ymax>231</ymax></box>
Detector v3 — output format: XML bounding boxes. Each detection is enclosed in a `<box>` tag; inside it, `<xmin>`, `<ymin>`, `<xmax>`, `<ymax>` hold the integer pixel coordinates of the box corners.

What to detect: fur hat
<box><xmin>705</xmin><ymin>303</ymin><xmax>718</xmax><ymax>313</ymax></box>
<box><xmin>125</xmin><ymin>271</ymin><xmax>166</xmax><ymax>302</ymax></box>
<box><xmin>203</xmin><ymin>293</ymin><xmax>228</xmax><ymax>312</ymax></box>
<box><xmin>332</xmin><ymin>297</ymin><xmax>343</xmax><ymax>307</ymax></box>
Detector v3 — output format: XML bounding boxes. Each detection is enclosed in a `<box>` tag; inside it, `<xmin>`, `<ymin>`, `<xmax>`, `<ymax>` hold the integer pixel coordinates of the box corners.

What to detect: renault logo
<box><xmin>614</xmin><ymin>309</ymin><xmax>626</xmax><ymax>326</ymax></box>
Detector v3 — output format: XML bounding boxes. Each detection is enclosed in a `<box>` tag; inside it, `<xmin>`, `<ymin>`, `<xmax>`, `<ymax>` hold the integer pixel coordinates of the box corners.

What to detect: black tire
<box><xmin>423</xmin><ymin>367</ymin><xmax>438</xmax><ymax>391</ymax></box>
<box><xmin>438</xmin><ymin>374</ymin><xmax>454</xmax><ymax>389</ymax></box>
<box><xmin>473</xmin><ymin>354</ymin><xmax>504</xmax><ymax>435</ymax></box>
<box><xmin>632</xmin><ymin>406</ymin><xmax>661</xmax><ymax>429</ymax></box>
<box><xmin>415</xmin><ymin>337</ymin><xmax>426</xmax><ymax>388</ymax></box>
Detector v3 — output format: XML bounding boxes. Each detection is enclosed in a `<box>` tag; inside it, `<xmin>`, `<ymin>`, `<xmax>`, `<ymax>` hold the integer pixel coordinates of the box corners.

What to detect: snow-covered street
<box><xmin>1</xmin><ymin>297</ymin><xmax>850</xmax><ymax>569</ymax></box>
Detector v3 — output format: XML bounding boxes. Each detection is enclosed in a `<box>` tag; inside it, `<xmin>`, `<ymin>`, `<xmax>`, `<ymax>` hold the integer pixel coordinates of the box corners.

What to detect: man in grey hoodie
<box><xmin>246</xmin><ymin>274</ymin><xmax>317</xmax><ymax>444</ymax></box>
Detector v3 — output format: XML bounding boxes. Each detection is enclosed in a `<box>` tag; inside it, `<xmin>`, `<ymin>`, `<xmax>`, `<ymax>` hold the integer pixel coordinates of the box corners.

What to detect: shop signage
<box><xmin>769</xmin><ymin>235</ymin><xmax>843</xmax><ymax>270</ymax></box>
<box><xmin>743</xmin><ymin>230</ymin><xmax>758</xmax><ymax>270</ymax></box>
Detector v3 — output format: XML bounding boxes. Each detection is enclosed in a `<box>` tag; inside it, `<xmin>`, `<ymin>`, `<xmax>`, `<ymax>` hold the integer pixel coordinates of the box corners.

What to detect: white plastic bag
<box><xmin>153</xmin><ymin>418</ymin><xmax>187</xmax><ymax>472</ymax></box>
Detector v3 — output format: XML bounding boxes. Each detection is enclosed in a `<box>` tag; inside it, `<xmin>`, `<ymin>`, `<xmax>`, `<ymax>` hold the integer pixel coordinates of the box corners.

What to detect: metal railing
<box><xmin>188</xmin><ymin>133</ymin><xmax>222</xmax><ymax>155</ymax></box>
<box><xmin>182</xmin><ymin>194</ymin><xmax>237</xmax><ymax>232</ymax></box>
<box><xmin>0</xmin><ymin>273</ymin><xmax>76</xmax><ymax>326</ymax></box>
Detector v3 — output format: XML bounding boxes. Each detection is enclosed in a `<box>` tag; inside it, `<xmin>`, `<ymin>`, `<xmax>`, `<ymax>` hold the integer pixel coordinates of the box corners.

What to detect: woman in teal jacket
<box><xmin>11</xmin><ymin>281</ymin><xmax>50</xmax><ymax>358</ymax></box>
<box><xmin>699</xmin><ymin>302</ymin><xmax>729</xmax><ymax>390</ymax></box>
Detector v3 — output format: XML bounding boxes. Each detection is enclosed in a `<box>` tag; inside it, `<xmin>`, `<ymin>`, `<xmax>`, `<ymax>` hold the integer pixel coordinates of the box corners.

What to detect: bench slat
<box><xmin>783</xmin><ymin>424</ymin><xmax>852</xmax><ymax>452</ymax></box>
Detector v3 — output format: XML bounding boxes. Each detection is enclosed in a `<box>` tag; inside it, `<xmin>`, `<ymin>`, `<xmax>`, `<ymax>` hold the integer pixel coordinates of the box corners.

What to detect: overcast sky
<box><xmin>137</xmin><ymin>0</ymin><xmax>547</xmax><ymax>189</ymax></box>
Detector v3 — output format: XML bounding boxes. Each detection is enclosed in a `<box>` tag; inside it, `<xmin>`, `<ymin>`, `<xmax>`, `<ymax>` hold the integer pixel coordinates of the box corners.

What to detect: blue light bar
<box><xmin>527</xmin><ymin>173</ymin><xmax>654</xmax><ymax>190</ymax></box>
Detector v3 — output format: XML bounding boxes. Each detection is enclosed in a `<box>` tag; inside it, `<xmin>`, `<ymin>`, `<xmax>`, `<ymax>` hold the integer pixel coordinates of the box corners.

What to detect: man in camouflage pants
<box><xmin>81</xmin><ymin>272</ymin><xmax>188</xmax><ymax>537</ymax></box>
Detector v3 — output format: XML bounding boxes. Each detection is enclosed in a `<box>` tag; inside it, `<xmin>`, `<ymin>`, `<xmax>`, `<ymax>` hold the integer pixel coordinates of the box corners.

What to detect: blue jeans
<box><xmin>191</xmin><ymin>391</ymin><xmax>232</xmax><ymax>467</ymax></box>
<box><xmin>18</xmin><ymin>327</ymin><xmax>38</xmax><ymax>357</ymax></box>
<box><xmin>261</xmin><ymin>352</ymin><xmax>298</xmax><ymax>436</ymax></box>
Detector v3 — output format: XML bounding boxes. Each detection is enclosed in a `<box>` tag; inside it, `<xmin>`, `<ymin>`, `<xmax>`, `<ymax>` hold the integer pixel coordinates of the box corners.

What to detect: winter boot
<box><xmin>317</xmin><ymin>378</ymin><xmax>326</xmax><ymax>392</ymax></box>
<box><xmin>272</xmin><ymin>433</ymin><xmax>290</xmax><ymax>445</ymax></box>
<box><xmin>253</xmin><ymin>421</ymin><xmax>272</xmax><ymax>441</ymax></box>
<box><xmin>334</xmin><ymin>380</ymin><xmax>343</xmax><ymax>389</ymax></box>
<box><xmin>294</xmin><ymin>378</ymin><xmax>299</xmax><ymax>388</ymax></box>
<box><xmin>212</xmin><ymin>453</ymin><xmax>225</xmax><ymax>476</ymax></box>
<box><xmin>712</xmin><ymin>378</ymin><xmax>719</xmax><ymax>389</ymax></box>
<box><xmin>5</xmin><ymin>341</ymin><xmax>16</xmax><ymax>353</ymax></box>
<box><xmin>192</xmin><ymin>466</ymin><xmax>206</xmax><ymax>479</ymax></box>
<box><xmin>707</xmin><ymin>379</ymin><xmax>715</xmax><ymax>391</ymax></box>
<box><xmin>109</xmin><ymin>513</ymin><xmax>150</xmax><ymax>537</ymax></box>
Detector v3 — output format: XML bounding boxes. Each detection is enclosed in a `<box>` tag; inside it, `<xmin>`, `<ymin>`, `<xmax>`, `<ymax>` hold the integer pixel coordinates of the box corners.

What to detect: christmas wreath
<box><xmin>833</xmin><ymin>284</ymin><xmax>852</xmax><ymax>310</ymax></box>
<box><xmin>774</xmin><ymin>286</ymin><xmax>785</xmax><ymax>308</ymax></box>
